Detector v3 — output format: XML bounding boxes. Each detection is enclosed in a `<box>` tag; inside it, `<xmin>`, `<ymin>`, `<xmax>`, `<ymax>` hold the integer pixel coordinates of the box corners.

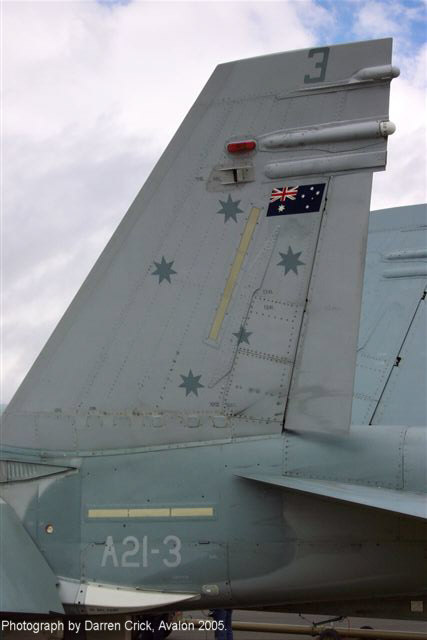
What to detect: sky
<box><xmin>2</xmin><ymin>0</ymin><xmax>426</xmax><ymax>404</ymax></box>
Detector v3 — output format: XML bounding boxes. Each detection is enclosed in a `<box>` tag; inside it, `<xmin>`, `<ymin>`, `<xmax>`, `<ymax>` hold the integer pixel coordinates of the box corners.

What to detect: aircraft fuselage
<box><xmin>1</xmin><ymin>425</ymin><xmax>426</xmax><ymax>617</ymax></box>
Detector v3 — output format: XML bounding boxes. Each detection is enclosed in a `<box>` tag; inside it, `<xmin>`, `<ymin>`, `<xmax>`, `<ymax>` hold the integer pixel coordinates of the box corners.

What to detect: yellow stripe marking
<box><xmin>87</xmin><ymin>508</ymin><xmax>129</xmax><ymax>518</ymax></box>
<box><xmin>128</xmin><ymin>508</ymin><xmax>170</xmax><ymax>518</ymax></box>
<box><xmin>87</xmin><ymin>506</ymin><xmax>214</xmax><ymax>519</ymax></box>
<box><xmin>209</xmin><ymin>207</ymin><xmax>261</xmax><ymax>341</ymax></box>
<box><xmin>171</xmin><ymin>507</ymin><xmax>214</xmax><ymax>517</ymax></box>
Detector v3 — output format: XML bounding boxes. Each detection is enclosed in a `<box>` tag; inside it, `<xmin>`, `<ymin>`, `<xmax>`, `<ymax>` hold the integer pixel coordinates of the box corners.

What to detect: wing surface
<box><xmin>238</xmin><ymin>474</ymin><xmax>427</xmax><ymax>520</ymax></box>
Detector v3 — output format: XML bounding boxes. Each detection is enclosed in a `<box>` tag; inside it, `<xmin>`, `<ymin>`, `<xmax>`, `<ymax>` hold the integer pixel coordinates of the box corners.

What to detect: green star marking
<box><xmin>152</xmin><ymin>256</ymin><xmax>177</xmax><ymax>283</ymax></box>
<box><xmin>278</xmin><ymin>246</ymin><xmax>305</xmax><ymax>276</ymax></box>
<box><xmin>233</xmin><ymin>325</ymin><xmax>252</xmax><ymax>345</ymax></box>
<box><xmin>217</xmin><ymin>195</ymin><xmax>244</xmax><ymax>223</ymax></box>
<box><xmin>179</xmin><ymin>369</ymin><xmax>204</xmax><ymax>397</ymax></box>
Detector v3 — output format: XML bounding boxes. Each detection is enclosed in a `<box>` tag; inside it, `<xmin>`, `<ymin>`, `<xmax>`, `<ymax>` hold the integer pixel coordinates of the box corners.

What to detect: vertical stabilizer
<box><xmin>3</xmin><ymin>40</ymin><xmax>397</xmax><ymax>451</ymax></box>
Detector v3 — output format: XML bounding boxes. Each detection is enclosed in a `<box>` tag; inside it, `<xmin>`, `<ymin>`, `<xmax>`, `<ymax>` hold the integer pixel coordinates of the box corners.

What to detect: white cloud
<box><xmin>353</xmin><ymin>0</ymin><xmax>426</xmax><ymax>56</ymax></box>
<box><xmin>354</xmin><ymin>1</ymin><xmax>400</xmax><ymax>39</ymax></box>
<box><xmin>1</xmin><ymin>0</ymin><xmax>426</xmax><ymax>403</ymax></box>
<box><xmin>371</xmin><ymin>43</ymin><xmax>427</xmax><ymax>210</ymax></box>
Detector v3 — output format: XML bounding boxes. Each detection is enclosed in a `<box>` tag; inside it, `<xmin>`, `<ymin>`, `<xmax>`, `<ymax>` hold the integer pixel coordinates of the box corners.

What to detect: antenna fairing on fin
<box><xmin>352</xmin><ymin>64</ymin><xmax>400</xmax><ymax>81</ymax></box>
<box><xmin>261</xmin><ymin>119</ymin><xmax>396</xmax><ymax>149</ymax></box>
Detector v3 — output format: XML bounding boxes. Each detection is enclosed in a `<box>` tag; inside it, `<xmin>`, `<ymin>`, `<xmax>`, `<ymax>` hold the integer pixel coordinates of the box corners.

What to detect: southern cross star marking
<box><xmin>217</xmin><ymin>195</ymin><xmax>243</xmax><ymax>223</ymax></box>
<box><xmin>152</xmin><ymin>256</ymin><xmax>177</xmax><ymax>283</ymax></box>
<box><xmin>233</xmin><ymin>325</ymin><xmax>252</xmax><ymax>345</ymax></box>
<box><xmin>179</xmin><ymin>369</ymin><xmax>204</xmax><ymax>397</ymax></box>
<box><xmin>278</xmin><ymin>246</ymin><xmax>305</xmax><ymax>276</ymax></box>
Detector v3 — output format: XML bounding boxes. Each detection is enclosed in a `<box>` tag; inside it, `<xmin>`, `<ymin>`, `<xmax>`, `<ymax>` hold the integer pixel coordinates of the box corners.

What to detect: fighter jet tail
<box><xmin>3</xmin><ymin>39</ymin><xmax>398</xmax><ymax>452</ymax></box>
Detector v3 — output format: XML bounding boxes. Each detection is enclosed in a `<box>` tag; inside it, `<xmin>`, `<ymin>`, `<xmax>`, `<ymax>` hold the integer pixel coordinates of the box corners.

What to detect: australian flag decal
<box><xmin>266</xmin><ymin>183</ymin><xmax>326</xmax><ymax>217</ymax></box>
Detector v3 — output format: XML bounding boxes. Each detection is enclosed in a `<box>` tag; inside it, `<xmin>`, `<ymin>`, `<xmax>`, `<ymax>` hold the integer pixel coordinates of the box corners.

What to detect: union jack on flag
<box><xmin>267</xmin><ymin>183</ymin><xmax>326</xmax><ymax>217</ymax></box>
<box><xmin>270</xmin><ymin>186</ymin><xmax>299</xmax><ymax>203</ymax></box>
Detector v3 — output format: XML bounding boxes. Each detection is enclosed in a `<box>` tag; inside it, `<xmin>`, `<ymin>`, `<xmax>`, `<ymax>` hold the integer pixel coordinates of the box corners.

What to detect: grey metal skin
<box><xmin>353</xmin><ymin>204</ymin><xmax>427</xmax><ymax>428</ymax></box>
<box><xmin>1</xmin><ymin>425</ymin><xmax>426</xmax><ymax>617</ymax></box>
<box><xmin>1</xmin><ymin>39</ymin><xmax>426</xmax><ymax>619</ymax></box>
<box><xmin>3</xmin><ymin>39</ymin><xmax>399</xmax><ymax>448</ymax></box>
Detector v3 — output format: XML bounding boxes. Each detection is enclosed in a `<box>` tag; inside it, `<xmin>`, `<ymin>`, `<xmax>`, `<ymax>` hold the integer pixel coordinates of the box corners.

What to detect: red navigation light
<box><xmin>227</xmin><ymin>140</ymin><xmax>256</xmax><ymax>153</ymax></box>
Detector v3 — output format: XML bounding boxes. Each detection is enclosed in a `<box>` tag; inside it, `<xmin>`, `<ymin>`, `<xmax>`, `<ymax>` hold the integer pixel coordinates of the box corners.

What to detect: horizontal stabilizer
<box><xmin>0</xmin><ymin>499</ymin><xmax>64</xmax><ymax>614</ymax></box>
<box><xmin>238</xmin><ymin>474</ymin><xmax>427</xmax><ymax>520</ymax></box>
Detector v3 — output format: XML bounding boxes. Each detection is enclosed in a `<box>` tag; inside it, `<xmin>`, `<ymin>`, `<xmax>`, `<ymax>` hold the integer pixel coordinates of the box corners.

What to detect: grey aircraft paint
<box><xmin>1</xmin><ymin>39</ymin><xmax>426</xmax><ymax>621</ymax></box>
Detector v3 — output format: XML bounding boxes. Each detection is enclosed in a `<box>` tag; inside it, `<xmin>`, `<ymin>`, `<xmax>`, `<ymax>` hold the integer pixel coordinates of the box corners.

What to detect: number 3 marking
<box><xmin>304</xmin><ymin>47</ymin><xmax>330</xmax><ymax>84</ymax></box>
<box><xmin>163</xmin><ymin>535</ymin><xmax>182</xmax><ymax>567</ymax></box>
